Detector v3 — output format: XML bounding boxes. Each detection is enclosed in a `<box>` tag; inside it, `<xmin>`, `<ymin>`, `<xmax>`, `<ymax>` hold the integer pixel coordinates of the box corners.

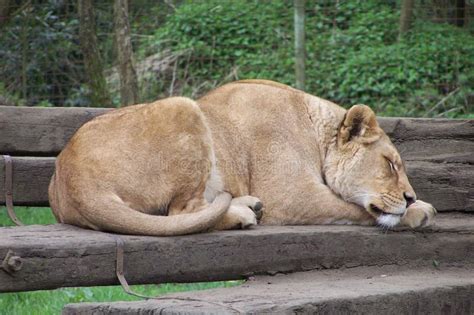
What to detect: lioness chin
<box><xmin>49</xmin><ymin>79</ymin><xmax>436</xmax><ymax>236</ymax></box>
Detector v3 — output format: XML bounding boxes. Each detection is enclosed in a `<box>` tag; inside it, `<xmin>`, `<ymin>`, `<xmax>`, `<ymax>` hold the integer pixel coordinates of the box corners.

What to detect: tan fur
<box><xmin>49</xmin><ymin>80</ymin><xmax>436</xmax><ymax>236</ymax></box>
<box><xmin>198</xmin><ymin>80</ymin><xmax>435</xmax><ymax>228</ymax></box>
<box><xmin>49</xmin><ymin>97</ymin><xmax>233</xmax><ymax>236</ymax></box>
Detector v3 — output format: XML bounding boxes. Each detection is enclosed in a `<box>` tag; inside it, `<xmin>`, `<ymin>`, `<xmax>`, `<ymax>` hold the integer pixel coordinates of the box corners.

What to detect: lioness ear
<box><xmin>338</xmin><ymin>104</ymin><xmax>382</xmax><ymax>145</ymax></box>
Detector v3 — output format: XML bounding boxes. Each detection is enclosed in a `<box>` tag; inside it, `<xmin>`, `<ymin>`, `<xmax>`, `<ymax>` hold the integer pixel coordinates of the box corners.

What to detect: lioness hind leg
<box><xmin>213</xmin><ymin>205</ymin><xmax>257</xmax><ymax>230</ymax></box>
<box><xmin>230</xmin><ymin>196</ymin><xmax>263</xmax><ymax>221</ymax></box>
<box><xmin>213</xmin><ymin>196</ymin><xmax>263</xmax><ymax>230</ymax></box>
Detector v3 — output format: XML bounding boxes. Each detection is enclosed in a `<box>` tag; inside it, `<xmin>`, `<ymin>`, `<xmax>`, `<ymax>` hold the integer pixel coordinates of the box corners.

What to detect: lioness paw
<box><xmin>231</xmin><ymin>195</ymin><xmax>264</xmax><ymax>221</ymax></box>
<box><xmin>238</xmin><ymin>206</ymin><xmax>258</xmax><ymax>229</ymax></box>
<box><xmin>401</xmin><ymin>200</ymin><xmax>437</xmax><ymax>228</ymax></box>
<box><xmin>213</xmin><ymin>204</ymin><xmax>258</xmax><ymax>231</ymax></box>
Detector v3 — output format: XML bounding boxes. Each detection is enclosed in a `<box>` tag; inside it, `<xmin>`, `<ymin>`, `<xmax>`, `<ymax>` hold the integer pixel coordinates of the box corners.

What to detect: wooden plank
<box><xmin>1</xmin><ymin>106</ymin><xmax>472</xmax><ymax>210</ymax></box>
<box><xmin>1</xmin><ymin>105</ymin><xmax>472</xmax><ymax>156</ymax></box>
<box><xmin>1</xmin><ymin>156</ymin><xmax>472</xmax><ymax>211</ymax></box>
<box><xmin>406</xmin><ymin>161</ymin><xmax>474</xmax><ymax>212</ymax></box>
<box><xmin>0</xmin><ymin>213</ymin><xmax>473</xmax><ymax>292</ymax></box>
<box><xmin>0</xmin><ymin>157</ymin><xmax>55</xmax><ymax>206</ymax></box>
<box><xmin>383</xmin><ymin>118</ymin><xmax>474</xmax><ymax>164</ymax></box>
<box><xmin>63</xmin><ymin>266</ymin><xmax>474</xmax><ymax>314</ymax></box>
<box><xmin>380</xmin><ymin>117</ymin><xmax>474</xmax><ymax>141</ymax></box>
<box><xmin>0</xmin><ymin>106</ymin><xmax>111</xmax><ymax>156</ymax></box>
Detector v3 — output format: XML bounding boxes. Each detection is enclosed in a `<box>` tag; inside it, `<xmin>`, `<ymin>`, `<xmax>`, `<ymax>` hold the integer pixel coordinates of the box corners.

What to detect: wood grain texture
<box><xmin>1</xmin><ymin>106</ymin><xmax>472</xmax><ymax>211</ymax></box>
<box><xmin>1</xmin><ymin>106</ymin><xmax>472</xmax><ymax>156</ymax></box>
<box><xmin>0</xmin><ymin>157</ymin><xmax>55</xmax><ymax>206</ymax></box>
<box><xmin>63</xmin><ymin>266</ymin><xmax>474</xmax><ymax>315</ymax></box>
<box><xmin>0</xmin><ymin>214</ymin><xmax>473</xmax><ymax>292</ymax></box>
<box><xmin>406</xmin><ymin>161</ymin><xmax>473</xmax><ymax>212</ymax></box>
<box><xmin>0</xmin><ymin>106</ymin><xmax>110</xmax><ymax>156</ymax></box>
<box><xmin>1</xmin><ymin>157</ymin><xmax>471</xmax><ymax>211</ymax></box>
<box><xmin>383</xmin><ymin>119</ymin><xmax>474</xmax><ymax>213</ymax></box>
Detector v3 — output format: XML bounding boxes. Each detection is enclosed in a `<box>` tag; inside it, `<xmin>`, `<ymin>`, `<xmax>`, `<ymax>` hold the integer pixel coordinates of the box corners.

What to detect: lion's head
<box><xmin>324</xmin><ymin>105</ymin><xmax>416</xmax><ymax>227</ymax></box>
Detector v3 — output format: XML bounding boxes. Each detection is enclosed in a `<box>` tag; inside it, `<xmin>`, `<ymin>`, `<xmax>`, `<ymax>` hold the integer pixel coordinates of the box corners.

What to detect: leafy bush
<box><xmin>324</xmin><ymin>21</ymin><xmax>474</xmax><ymax>116</ymax></box>
<box><xmin>0</xmin><ymin>1</ymin><xmax>116</xmax><ymax>107</ymax></box>
<box><xmin>0</xmin><ymin>0</ymin><xmax>472</xmax><ymax>117</ymax></box>
<box><xmin>138</xmin><ymin>0</ymin><xmax>294</xmax><ymax>98</ymax></box>
<box><xmin>140</xmin><ymin>0</ymin><xmax>473</xmax><ymax>117</ymax></box>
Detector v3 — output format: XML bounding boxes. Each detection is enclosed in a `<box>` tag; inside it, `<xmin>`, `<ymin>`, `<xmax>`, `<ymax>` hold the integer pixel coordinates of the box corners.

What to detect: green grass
<box><xmin>0</xmin><ymin>206</ymin><xmax>56</xmax><ymax>226</ymax></box>
<box><xmin>0</xmin><ymin>281</ymin><xmax>241</xmax><ymax>315</ymax></box>
<box><xmin>0</xmin><ymin>207</ymin><xmax>242</xmax><ymax>314</ymax></box>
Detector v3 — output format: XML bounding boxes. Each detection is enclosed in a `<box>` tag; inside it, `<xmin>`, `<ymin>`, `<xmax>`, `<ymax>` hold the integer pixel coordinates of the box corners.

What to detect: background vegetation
<box><xmin>0</xmin><ymin>0</ymin><xmax>472</xmax><ymax>116</ymax></box>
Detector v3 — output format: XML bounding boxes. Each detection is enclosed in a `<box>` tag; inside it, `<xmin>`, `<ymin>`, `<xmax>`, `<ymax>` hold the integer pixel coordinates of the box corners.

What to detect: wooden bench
<box><xmin>1</xmin><ymin>106</ymin><xmax>473</xmax><ymax>314</ymax></box>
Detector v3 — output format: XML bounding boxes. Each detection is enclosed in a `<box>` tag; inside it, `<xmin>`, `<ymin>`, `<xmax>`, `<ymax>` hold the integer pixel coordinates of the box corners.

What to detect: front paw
<box><xmin>401</xmin><ymin>200</ymin><xmax>437</xmax><ymax>228</ymax></box>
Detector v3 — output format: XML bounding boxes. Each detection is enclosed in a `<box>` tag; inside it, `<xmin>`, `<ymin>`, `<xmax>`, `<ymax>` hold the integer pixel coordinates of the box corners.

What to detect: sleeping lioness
<box><xmin>49</xmin><ymin>80</ymin><xmax>436</xmax><ymax>235</ymax></box>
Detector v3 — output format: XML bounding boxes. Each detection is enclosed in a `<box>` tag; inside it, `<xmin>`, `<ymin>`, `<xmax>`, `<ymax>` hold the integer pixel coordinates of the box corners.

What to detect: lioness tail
<box><xmin>78</xmin><ymin>192</ymin><xmax>231</xmax><ymax>236</ymax></box>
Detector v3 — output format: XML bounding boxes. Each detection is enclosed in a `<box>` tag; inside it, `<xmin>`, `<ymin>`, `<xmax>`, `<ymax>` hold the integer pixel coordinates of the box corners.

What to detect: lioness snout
<box><xmin>404</xmin><ymin>192</ymin><xmax>416</xmax><ymax>207</ymax></box>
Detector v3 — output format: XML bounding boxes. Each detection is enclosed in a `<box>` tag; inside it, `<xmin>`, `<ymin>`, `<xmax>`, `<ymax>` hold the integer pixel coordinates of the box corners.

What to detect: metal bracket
<box><xmin>1</xmin><ymin>250</ymin><xmax>23</xmax><ymax>275</ymax></box>
<box><xmin>3</xmin><ymin>155</ymin><xmax>24</xmax><ymax>226</ymax></box>
<box><xmin>112</xmin><ymin>234</ymin><xmax>151</xmax><ymax>299</ymax></box>
<box><xmin>111</xmin><ymin>234</ymin><xmax>241</xmax><ymax>312</ymax></box>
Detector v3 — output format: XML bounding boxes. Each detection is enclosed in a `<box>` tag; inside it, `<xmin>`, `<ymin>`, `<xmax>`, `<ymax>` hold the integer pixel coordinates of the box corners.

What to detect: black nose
<box><xmin>404</xmin><ymin>192</ymin><xmax>415</xmax><ymax>207</ymax></box>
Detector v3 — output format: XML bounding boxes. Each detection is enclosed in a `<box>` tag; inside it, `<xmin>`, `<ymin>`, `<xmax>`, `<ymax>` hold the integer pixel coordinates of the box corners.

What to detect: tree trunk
<box><xmin>463</xmin><ymin>0</ymin><xmax>469</xmax><ymax>29</ymax></box>
<box><xmin>0</xmin><ymin>0</ymin><xmax>11</xmax><ymax>25</ymax></box>
<box><xmin>78</xmin><ymin>0</ymin><xmax>112</xmax><ymax>107</ymax></box>
<box><xmin>455</xmin><ymin>0</ymin><xmax>465</xmax><ymax>27</ymax></box>
<box><xmin>21</xmin><ymin>5</ymin><xmax>28</xmax><ymax>101</ymax></box>
<box><xmin>399</xmin><ymin>0</ymin><xmax>415</xmax><ymax>40</ymax></box>
<box><xmin>294</xmin><ymin>0</ymin><xmax>305</xmax><ymax>90</ymax></box>
<box><xmin>114</xmin><ymin>0</ymin><xmax>139</xmax><ymax>106</ymax></box>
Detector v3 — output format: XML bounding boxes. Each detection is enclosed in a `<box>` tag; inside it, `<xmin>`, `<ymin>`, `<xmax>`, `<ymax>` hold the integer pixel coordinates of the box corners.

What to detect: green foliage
<box><xmin>0</xmin><ymin>0</ymin><xmax>472</xmax><ymax>116</ymax></box>
<box><xmin>0</xmin><ymin>279</ymin><xmax>240</xmax><ymax>315</ymax></box>
<box><xmin>0</xmin><ymin>1</ymin><xmax>116</xmax><ymax>107</ymax></box>
<box><xmin>0</xmin><ymin>82</ymin><xmax>26</xmax><ymax>106</ymax></box>
<box><xmin>139</xmin><ymin>0</ymin><xmax>472</xmax><ymax>117</ymax></box>
<box><xmin>322</xmin><ymin>20</ymin><xmax>474</xmax><ymax>116</ymax></box>
<box><xmin>137</xmin><ymin>0</ymin><xmax>295</xmax><ymax>99</ymax></box>
<box><xmin>0</xmin><ymin>2</ymin><xmax>83</xmax><ymax>106</ymax></box>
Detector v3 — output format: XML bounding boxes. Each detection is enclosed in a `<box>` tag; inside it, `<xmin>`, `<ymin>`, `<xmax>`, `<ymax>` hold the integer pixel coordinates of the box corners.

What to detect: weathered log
<box><xmin>0</xmin><ymin>106</ymin><xmax>110</xmax><ymax>156</ymax></box>
<box><xmin>0</xmin><ymin>213</ymin><xmax>473</xmax><ymax>292</ymax></box>
<box><xmin>1</xmin><ymin>106</ymin><xmax>472</xmax><ymax>210</ymax></box>
<box><xmin>63</xmin><ymin>265</ymin><xmax>474</xmax><ymax>314</ymax></box>
<box><xmin>381</xmin><ymin>118</ymin><xmax>473</xmax><ymax>141</ymax></box>
<box><xmin>407</xmin><ymin>161</ymin><xmax>474</xmax><ymax>212</ymax></box>
<box><xmin>0</xmin><ymin>157</ymin><xmax>55</xmax><ymax>206</ymax></box>
<box><xmin>1</xmin><ymin>157</ymin><xmax>472</xmax><ymax>211</ymax></box>
<box><xmin>1</xmin><ymin>106</ymin><xmax>472</xmax><ymax>156</ymax></box>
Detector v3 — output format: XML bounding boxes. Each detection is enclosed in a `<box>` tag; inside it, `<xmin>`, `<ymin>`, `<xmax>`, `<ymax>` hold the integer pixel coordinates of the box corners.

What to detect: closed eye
<box><xmin>386</xmin><ymin>158</ymin><xmax>396</xmax><ymax>173</ymax></box>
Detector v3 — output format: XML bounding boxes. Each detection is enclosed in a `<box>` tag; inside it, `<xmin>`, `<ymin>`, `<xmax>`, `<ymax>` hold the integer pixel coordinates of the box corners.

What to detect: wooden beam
<box><xmin>63</xmin><ymin>266</ymin><xmax>474</xmax><ymax>314</ymax></box>
<box><xmin>1</xmin><ymin>106</ymin><xmax>472</xmax><ymax>156</ymax></box>
<box><xmin>407</xmin><ymin>161</ymin><xmax>473</xmax><ymax>212</ymax></box>
<box><xmin>0</xmin><ymin>214</ymin><xmax>473</xmax><ymax>292</ymax></box>
<box><xmin>1</xmin><ymin>156</ymin><xmax>472</xmax><ymax>211</ymax></box>
<box><xmin>0</xmin><ymin>106</ymin><xmax>110</xmax><ymax>156</ymax></box>
<box><xmin>382</xmin><ymin>118</ymin><xmax>474</xmax><ymax>144</ymax></box>
<box><xmin>1</xmin><ymin>106</ymin><xmax>472</xmax><ymax>211</ymax></box>
<box><xmin>0</xmin><ymin>157</ymin><xmax>55</xmax><ymax>206</ymax></box>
